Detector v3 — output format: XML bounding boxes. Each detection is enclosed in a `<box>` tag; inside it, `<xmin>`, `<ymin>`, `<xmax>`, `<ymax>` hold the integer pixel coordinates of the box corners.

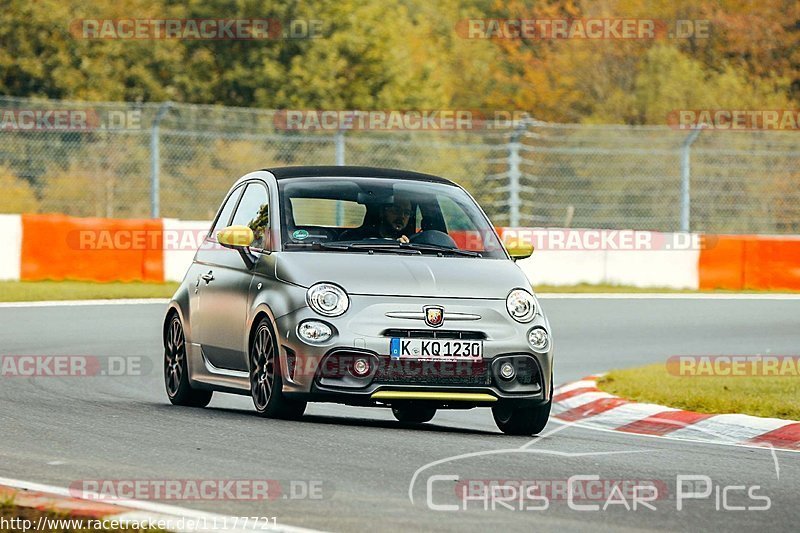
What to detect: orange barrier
<box><xmin>449</xmin><ymin>230</ymin><xmax>488</xmax><ymax>251</ymax></box>
<box><xmin>13</xmin><ymin>214</ymin><xmax>800</xmax><ymax>289</ymax></box>
<box><xmin>699</xmin><ymin>235</ymin><xmax>800</xmax><ymax>290</ymax></box>
<box><xmin>20</xmin><ymin>214</ymin><xmax>164</xmax><ymax>282</ymax></box>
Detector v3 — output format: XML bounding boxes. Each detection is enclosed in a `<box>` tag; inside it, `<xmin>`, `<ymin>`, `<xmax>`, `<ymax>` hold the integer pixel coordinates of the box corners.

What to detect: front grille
<box><xmin>382</xmin><ymin>329</ymin><xmax>486</xmax><ymax>340</ymax></box>
<box><xmin>373</xmin><ymin>358</ymin><xmax>491</xmax><ymax>386</ymax></box>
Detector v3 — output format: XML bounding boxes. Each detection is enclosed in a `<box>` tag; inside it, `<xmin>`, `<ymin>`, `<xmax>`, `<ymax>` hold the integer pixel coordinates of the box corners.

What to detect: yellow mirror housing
<box><xmin>217</xmin><ymin>225</ymin><xmax>254</xmax><ymax>249</ymax></box>
<box><xmin>500</xmin><ymin>230</ymin><xmax>534</xmax><ymax>260</ymax></box>
<box><xmin>507</xmin><ymin>241</ymin><xmax>534</xmax><ymax>260</ymax></box>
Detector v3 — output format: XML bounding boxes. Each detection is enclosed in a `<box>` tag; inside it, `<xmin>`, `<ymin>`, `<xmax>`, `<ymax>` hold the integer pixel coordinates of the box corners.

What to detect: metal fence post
<box><xmin>334</xmin><ymin>128</ymin><xmax>346</xmax><ymax>225</ymax></box>
<box><xmin>150</xmin><ymin>101</ymin><xmax>173</xmax><ymax>219</ymax></box>
<box><xmin>680</xmin><ymin>127</ymin><xmax>704</xmax><ymax>232</ymax></box>
<box><xmin>335</xmin><ymin>129</ymin><xmax>346</xmax><ymax>166</ymax></box>
<box><xmin>507</xmin><ymin>122</ymin><xmax>525</xmax><ymax>227</ymax></box>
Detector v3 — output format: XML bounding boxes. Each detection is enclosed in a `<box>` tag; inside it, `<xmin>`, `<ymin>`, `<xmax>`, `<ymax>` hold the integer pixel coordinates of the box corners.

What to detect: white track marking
<box><xmin>552</xmin><ymin>378</ymin><xmax>800</xmax><ymax>454</ymax></box>
<box><xmin>577</xmin><ymin>402</ymin><xmax>679</xmax><ymax>427</ymax></box>
<box><xmin>553</xmin><ymin>379</ymin><xmax>599</xmax><ymax>395</ymax></box>
<box><xmin>551</xmin><ymin>417</ymin><xmax>800</xmax><ymax>456</ymax></box>
<box><xmin>666</xmin><ymin>414</ymin><xmax>793</xmax><ymax>443</ymax></box>
<box><xmin>550</xmin><ymin>391</ymin><xmax>615</xmax><ymax>414</ymax></box>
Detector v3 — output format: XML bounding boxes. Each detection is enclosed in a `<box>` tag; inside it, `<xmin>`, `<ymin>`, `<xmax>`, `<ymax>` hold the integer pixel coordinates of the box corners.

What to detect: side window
<box><xmin>210</xmin><ymin>185</ymin><xmax>244</xmax><ymax>240</ymax></box>
<box><xmin>437</xmin><ymin>195</ymin><xmax>485</xmax><ymax>252</ymax></box>
<box><xmin>231</xmin><ymin>182</ymin><xmax>270</xmax><ymax>250</ymax></box>
<box><xmin>438</xmin><ymin>195</ymin><xmax>473</xmax><ymax>231</ymax></box>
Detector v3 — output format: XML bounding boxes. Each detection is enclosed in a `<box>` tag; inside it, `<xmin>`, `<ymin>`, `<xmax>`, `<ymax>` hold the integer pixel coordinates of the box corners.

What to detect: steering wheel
<box><xmin>409</xmin><ymin>230</ymin><xmax>457</xmax><ymax>248</ymax></box>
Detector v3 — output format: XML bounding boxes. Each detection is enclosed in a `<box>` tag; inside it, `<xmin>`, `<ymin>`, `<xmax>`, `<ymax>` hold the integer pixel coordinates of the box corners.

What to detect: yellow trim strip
<box><xmin>371</xmin><ymin>391</ymin><xmax>497</xmax><ymax>402</ymax></box>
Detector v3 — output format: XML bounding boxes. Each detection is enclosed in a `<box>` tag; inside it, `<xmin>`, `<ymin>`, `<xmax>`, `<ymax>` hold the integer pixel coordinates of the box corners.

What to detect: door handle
<box><xmin>201</xmin><ymin>271</ymin><xmax>215</xmax><ymax>284</ymax></box>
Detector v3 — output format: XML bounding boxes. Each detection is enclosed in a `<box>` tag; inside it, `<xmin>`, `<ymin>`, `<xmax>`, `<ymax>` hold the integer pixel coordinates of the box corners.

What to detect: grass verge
<box><xmin>0</xmin><ymin>281</ymin><xmax>179</xmax><ymax>302</ymax></box>
<box><xmin>598</xmin><ymin>363</ymin><xmax>800</xmax><ymax>421</ymax></box>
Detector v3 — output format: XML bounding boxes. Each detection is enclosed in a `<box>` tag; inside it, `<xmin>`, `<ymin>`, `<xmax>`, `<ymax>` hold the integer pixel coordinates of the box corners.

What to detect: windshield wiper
<box><xmin>342</xmin><ymin>241</ymin><xmax>482</xmax><ymax>257</ymax></box>
<box><xmin>285</xmin><ymin>241</ymin><xmax>479</xmax><ymax>257</ymax></box>
<box><xmin>284</xmin><ymin>241</ymin><xmax>421</xmax><ymax>255</ymax></box>
<box><xmin>399</xmin><ymin>243</ymin><xmax>482</xmax><ymax>257</ymax></box>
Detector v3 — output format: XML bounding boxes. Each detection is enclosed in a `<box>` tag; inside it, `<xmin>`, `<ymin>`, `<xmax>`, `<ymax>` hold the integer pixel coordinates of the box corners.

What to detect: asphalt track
<box><xmin>1</xmin><ymin>296</ymin><xmax>798</xmax><ymax>532</ymax></box>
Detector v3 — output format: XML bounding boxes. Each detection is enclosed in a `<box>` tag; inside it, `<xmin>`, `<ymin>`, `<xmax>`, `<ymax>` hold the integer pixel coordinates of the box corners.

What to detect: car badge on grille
<box><xmin>424</xmin><ymin>305</ymin><xmax>444</xmax><ymax>328</ymax></box>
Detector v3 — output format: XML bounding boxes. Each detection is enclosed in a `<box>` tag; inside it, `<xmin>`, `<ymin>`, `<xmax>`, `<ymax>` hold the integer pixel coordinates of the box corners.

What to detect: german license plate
<box><xmin>389</xmin><ymin>338</ymin><xmax>483</xmax><ymax>360</ymax></box>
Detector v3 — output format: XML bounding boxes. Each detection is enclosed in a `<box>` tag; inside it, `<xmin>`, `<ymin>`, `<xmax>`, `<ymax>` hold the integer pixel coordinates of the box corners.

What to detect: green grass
<box><xmin>0</xmin><ymin>281</ymin><xmax>179</xmax><ymax>302</ymax></box>
<box><xmin>598</xmin><ymin>363</ymin><xmax>800</xmax><ymax>421</ymax></box>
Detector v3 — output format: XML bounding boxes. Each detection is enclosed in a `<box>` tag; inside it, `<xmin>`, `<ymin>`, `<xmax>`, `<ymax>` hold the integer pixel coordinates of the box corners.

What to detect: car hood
<box><xmin>275</xmin><ymin>252</ymin><xmax>531</xmax><ymax>298</ymax></box>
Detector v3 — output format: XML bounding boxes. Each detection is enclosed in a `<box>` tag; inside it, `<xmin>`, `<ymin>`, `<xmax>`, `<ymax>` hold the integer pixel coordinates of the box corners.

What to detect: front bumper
<box><xmin>275</xmin><ymin>294</ymin><xmax>553</xmax><ymax>406</ymax></box>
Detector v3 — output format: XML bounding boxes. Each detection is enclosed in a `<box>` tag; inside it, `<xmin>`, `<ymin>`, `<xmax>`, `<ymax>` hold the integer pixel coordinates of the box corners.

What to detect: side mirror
<box><xmin>217</xmin><ymin>225</ymin><xmax>257</xmax><ymax>268</ymax></box>
<box><xmin>507</xmin><ymin>242</ymin><xmax>534</xmax><ymax>261</ymax></box>
<box><xmin>217</xmin><ymin>225</ymin><xmax>254</xmax><ymax>249</ymax></box>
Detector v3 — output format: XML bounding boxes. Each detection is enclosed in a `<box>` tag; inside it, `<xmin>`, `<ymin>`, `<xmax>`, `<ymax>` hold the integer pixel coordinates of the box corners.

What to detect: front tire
<box><xmin>164</xmin><ymin>314</ymin><xmax>212</xmax><ymax>407</ymax></box>
<box><xmin>250</xmin><ymin>318</ymin><xmax>306</xmax><ymax>419</ymax></box>
<box><xmin>392</xmin><ymin>404</ymin><xmax>437</xmax><ymax>423</ymax></box>
<box><xmin>492</xmin><ymin>400</ymin><xmax>551</xmax><ymax>436</ymax></box>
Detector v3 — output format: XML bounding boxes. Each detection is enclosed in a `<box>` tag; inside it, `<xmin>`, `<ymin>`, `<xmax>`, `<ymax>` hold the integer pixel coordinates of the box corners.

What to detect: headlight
<box><xmin>306</xmin><ymin>283</ymin><xmax>349</xmax><ymax>317</ymax></box>
<box><xmin>506</xmin><ymin>288</ymin><xmax>536</xmax><ymax>323</ymax></box>
<box><xmin>297</xmin><ymin>321</ymin><xmax>333</xmax><ymax>343</ymax></box>
<box><xmin>528</xmin><ymin>327</ymin><xmax>550</xmax><ymax>351</ymax></box>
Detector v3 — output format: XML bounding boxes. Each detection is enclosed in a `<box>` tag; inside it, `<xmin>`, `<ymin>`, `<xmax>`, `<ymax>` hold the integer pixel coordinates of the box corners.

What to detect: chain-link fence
<box><xmin>1</xmin><ymin>96</ymin><xmax>798</xmax><ymax>233</ymax></box>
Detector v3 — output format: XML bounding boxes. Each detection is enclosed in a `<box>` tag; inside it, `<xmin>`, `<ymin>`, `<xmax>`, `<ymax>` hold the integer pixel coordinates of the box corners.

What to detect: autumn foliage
<box><xmin>0</xmin><ymin>0</ymin><xmax>796</xmax><ymax>125</ymax></box>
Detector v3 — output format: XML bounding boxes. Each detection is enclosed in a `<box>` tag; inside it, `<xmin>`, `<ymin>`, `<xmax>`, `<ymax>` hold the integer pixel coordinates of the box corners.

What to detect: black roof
<box><xmin>262</xmin><ymin>166</ymin><xmax>455</xmax><ymax>185</ymax></box>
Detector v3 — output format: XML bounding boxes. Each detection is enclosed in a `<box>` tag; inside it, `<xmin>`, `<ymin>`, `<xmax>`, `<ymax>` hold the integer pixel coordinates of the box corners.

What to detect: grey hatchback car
<box><xmin>163</xmin><ymin>166</ymin><xmax>553</xmax><ymax>435</ymax></box>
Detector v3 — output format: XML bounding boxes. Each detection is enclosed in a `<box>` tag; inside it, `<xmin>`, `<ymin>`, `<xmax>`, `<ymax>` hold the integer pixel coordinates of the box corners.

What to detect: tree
<box><xmin>0</xmin><ymin>166</ymin><xmax>39</xmax><ymax>213</ymax></box>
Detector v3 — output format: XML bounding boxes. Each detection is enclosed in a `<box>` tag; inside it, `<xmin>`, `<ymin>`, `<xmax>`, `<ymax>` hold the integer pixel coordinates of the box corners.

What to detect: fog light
<box><xmin>499</xmin><ymin>361</ymin><xmax>516</xmax><ymax>380</ymax></box>
<box><xmin>528</xmin><ymin>327</ymin><xmax>549</xmax><ymax>351</ymax></box>
<box><xmin>352</xmin><ymin>357</ymin><xmax>370</xmax><ymax>377</ymax></box>
<box><xmin>297</xmin><ymin>321</ymin><xmax>332</xmax><ymax>343</ymax></box>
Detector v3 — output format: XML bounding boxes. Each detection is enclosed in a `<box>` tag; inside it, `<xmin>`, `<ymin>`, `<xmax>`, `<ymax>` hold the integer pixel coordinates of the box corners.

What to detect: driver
<box><xmin>378</xmin><ymin>197</ymin><xmax>413</xmax><ymax>243</ymax></box>
<box><xmin>344</xmin><ymin>196</ymin><xmax>413</xmax><ymax>243</ymax></box>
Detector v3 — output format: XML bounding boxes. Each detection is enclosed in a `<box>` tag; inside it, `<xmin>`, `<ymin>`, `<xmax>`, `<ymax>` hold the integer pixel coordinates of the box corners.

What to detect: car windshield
<box><xmin>278</xmin><ymin>176</ymin><xmax>506</xmax><ymax>259</ymax></box>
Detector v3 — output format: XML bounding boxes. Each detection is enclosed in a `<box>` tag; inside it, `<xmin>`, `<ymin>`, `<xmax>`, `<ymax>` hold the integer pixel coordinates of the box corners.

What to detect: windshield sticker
<box><xmin>292</xmin><ymin>229</ymin><xmax>310</xmax><ymax>241</ymax></box>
